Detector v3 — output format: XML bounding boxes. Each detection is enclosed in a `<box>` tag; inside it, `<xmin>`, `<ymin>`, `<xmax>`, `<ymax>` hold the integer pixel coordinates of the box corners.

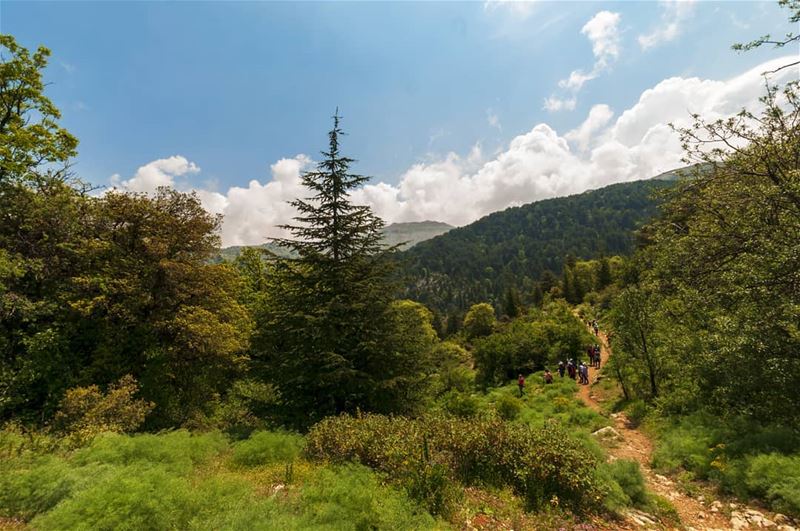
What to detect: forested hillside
<box><xmin>399</xmin><ymin>177</ymin><xmax>677</xmax><ymax>315</ymax></box>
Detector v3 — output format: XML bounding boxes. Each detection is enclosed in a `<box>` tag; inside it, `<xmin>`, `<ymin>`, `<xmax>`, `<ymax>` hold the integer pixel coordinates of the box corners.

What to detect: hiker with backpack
<box><xmin>518</xmin><ymin>373</ymin><xmax>525</xmax><ymax>396</ymax></box>
<box><xmin>558</xmin><ymin>360</ymin><xmax>565</xmax><ymax>378</ymax></box>
<box><xmin>543</xmin><ymin>369</ymin><xmax>553</xmax><ymax>384</ymax></box>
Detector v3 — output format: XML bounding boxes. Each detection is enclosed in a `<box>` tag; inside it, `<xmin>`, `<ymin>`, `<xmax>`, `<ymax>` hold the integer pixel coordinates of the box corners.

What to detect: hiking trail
<box><xmin>578</xmin><ymin>327</ymin><xmax>796</xmax><ymax>531</ymax></box>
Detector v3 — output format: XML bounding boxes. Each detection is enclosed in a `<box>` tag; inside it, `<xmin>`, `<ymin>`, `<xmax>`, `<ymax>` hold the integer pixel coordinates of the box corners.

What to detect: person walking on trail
<box><xmin>544</xmin><ymin>369</ymin><xmax>553</xmax><ymax>384</ymax></box>
<box><xmin>580</xmin><ymin>362</ymin><xmax>589</xmax><ymax>384</ymax></box>
<box><xmin>518</xmin><ymin>374</ymin><xmax>525</xmax><ymax>396</ymax></box>
<box><xmin>594</xmin><ymin>345</ymin><xmax>601</xmax><ymax>368</ymax></box>
<box><xmin>567</xmin><ymin>361</ymin><xmax>576</xmax><ymax>380</ymax></box>
<box><xmin>592</xmin><ymin>320</ymin><xmax>599</xmax><ymax>336</ymax></box>
<box><xmin>558</xmin><ymin>361</ymin><xmax>565</xmax><ymax>378</ymax></box>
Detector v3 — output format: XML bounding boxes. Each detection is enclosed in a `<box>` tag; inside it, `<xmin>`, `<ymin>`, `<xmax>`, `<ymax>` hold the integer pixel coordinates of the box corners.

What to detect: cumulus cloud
<box><xmin>110</xmin><ymin>155</ymin><xmax>200</xmax><ymax>193</ymax></box>
<box><xmin>582</xmin><ymin>10</ymin><xmax>622</xmax><ymax>68</ymax></box>
<box><xmin>546</xmin><ymin>10</ymin><xmax>621</xmax><ymax>112</ymax></box>
<box><xmin>112</xmin><ymin>57</ymin><xmax>796</xmax><ymax>246</ymax></box>
<box><xmin>565</xmin><ymin>104</ymin><xmax>614</xmax><ymax>151</ymax></box>
<box><xmin>638</xmin><ymin>0</ymin><xmax>695</xmax><ymax>50</ymax></box>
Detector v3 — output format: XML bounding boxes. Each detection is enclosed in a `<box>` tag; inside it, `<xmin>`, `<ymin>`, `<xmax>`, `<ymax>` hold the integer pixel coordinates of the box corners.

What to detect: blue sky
<box><xmin>2</xmin><ymin>1</ymin><xmax>797</xmax><ymax>245</ymax></box>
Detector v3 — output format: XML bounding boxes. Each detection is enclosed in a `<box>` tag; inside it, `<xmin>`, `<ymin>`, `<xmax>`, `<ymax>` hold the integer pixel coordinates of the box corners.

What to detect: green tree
<box><xmin>502</xmin><ymin>287</ymin><xmax>522</xmax><ymax>319</ymax></box>
<box><xmin>0</xmin><ymin>35</ymin><xmax>78</xmax><ymax>184</ymax></box>
<box><xmin>463</xmin><ymin>303</ymin><xmax>496</xmax><ymax>340</ymax></box>
<box><xmin>255</xmin><ymin>113</ymin><xmax>417</xmax><ymax>428</ymax></box>
<box><xmin>608</xmin><ymin>285</ymin><xmax>663</xmax><ymax>399</ymax></box>
<box><xmin>634</xmin><ymin>80</ymin><xmax>800</xmax><ymax>421</ymax></box>
<box><xmin>732</xmin><ymin>0</ymin><xmax>799</xmax><ymax>73</ymax></box>
<box><xmin>597</xmin><ymin>256</ymin><xmax>613</xmax><ymax>290</ymax></box>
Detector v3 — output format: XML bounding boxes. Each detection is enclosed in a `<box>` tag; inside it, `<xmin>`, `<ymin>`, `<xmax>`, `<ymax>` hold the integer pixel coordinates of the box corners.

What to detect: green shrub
<box><xmin>230</xmin><ymin>431</ymin><xmax>304</xmax><ymax>468</ymax></box>
<box><xmin>306</xmin><ymin>413</ymin><xmax>603</xmax><ymax>512</ymax></box>
<box><xmin>53</xmin><ymin>375</ymin><xmax>154</xmax><ymax>447</ymax></box>
<box><xmin>73</xmin><ymin>430</ymin><xmax>228</xmax><ymax>474</ymax></box>
<box><xmin>495</xmin><ymin>394</ymin><xmax>522</xmax><ymax>420</ymax></box>
<box><xmin>32</xmin><ymin>464</ymin><xmax>197</xmax><ymax>530</ymax></box>
<box><xmin>440</xmin><ymin>391</ymin><xmax>479</xmax><ymax>418</ymax></box>
<box><xmin>625</xmin><ymin>400</ymin><xmax>648</xmax><ymax>428</ymax></box>
<box><xmin>0</xmin><ymin>456</ymin><xmax>78</xmax><ymax>520</ymax></box>
<box><xmin>299</xmin><ymin>465</ymin><xmax>437</xmax><ymax>530</ymax></box>
<box><xmin>746</xmin><ymin>454</ymin><xmax>800</xmax><ymax>516</ymax></box>
<box><xmin>606</xmin><ymin>460</ymin><xmax>648</xmax><ymax>507</ymax></box>
<box><xmin>406</xmin><ymin>461</ymin><xmax>462</xmax><ymax>518</ymax></box>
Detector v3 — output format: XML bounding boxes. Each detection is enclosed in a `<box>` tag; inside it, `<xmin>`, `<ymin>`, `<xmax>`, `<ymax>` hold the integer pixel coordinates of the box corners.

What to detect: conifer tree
<box><xmin>597</xmin><ymin>256</ymin><xmax>613</xmax><ymax>290</ymax></box>
<box><xmin>255</xmin><ymin>112</ymin><xmax>411</xmax><ymax>428</ymax></box>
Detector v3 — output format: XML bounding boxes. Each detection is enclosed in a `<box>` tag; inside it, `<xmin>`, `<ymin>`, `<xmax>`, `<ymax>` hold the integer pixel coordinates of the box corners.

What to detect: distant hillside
<box><xmin>398</xmin><ymin>177</ymin><xmax>678</xmax><ymax>315</ymax></box>
<box><xmin>382</xmin><ymin>221</ymin><xmax>453</xmax><ymax>248</ymax></box>
<box><xmin>217</xmin><ymin>221</ymin><xmax>453</xmax><ymax>261</ymax></box>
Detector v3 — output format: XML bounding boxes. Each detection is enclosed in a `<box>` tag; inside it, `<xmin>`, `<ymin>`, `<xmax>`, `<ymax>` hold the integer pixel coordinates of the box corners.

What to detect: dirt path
<box><xmin>578</xmin><ymin>328</ymin><xmax>791</xmax><ymax>531</ymax></box>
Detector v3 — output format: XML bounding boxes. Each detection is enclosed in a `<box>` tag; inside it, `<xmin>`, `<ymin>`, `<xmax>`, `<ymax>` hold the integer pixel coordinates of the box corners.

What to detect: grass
<box><xmin>478</xmin><ymin>371</ymin><xmax>609</xmax><ymax>433</ymax></box>
<box><xmin>0</xmin><ymin>366</ymin><xmax>663</xmax><ymax>528</ymax></box>
<box><xmin>650</xmin><ymin>411</ymin><xmax>800</xmax><ymax>517</ymax></box>
<box><xmin>0</xmin><ymin>430</ymin><xmax>442</xmax><ymax>531</ymax></box>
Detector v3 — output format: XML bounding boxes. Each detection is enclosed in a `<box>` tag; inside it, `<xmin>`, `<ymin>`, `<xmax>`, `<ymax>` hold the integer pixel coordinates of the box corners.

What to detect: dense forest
<box><xmin>399</xmin><ymin>177</ymin><xmax>676</xmax><ymax>317</ymax></box>
<box><xmin>1</xmin><ymin>3</ymin><xmax>799</xmax><ymax>528</ymax></box>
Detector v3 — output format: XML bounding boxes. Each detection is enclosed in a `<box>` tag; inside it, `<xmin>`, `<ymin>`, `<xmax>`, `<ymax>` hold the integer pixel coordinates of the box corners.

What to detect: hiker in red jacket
<box><xmin>518</xmin><ymin>374</ymin><xmax>525</xmax><ymax>396</ymax></box>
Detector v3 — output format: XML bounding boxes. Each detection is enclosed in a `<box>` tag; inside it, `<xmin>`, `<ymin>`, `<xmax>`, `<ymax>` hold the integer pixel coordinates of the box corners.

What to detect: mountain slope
<box><xmin>398</xmin><ymin>177</ymin><xmax>677</xmax><ymax>314</ymax></box>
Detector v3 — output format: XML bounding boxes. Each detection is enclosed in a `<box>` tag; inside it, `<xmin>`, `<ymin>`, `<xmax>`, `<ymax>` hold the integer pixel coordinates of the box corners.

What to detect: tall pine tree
<box><xmin>255</xmin><ymin>112</ymin><xmax>410</xmax><ymax>428</ymax></box>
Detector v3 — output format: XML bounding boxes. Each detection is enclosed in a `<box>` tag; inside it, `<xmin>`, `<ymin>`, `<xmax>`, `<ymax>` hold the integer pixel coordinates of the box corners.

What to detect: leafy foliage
<box><xmin>462</xmin><ymin>302</ymin><xmax>496</xmax><ymax>339</ymax></box>
<box><xmin>231</xmin><ymin>430</ymin><xmax>304</xmax><ymax>468</ymax></box>
<box><xmin>472</xmin><ymin>301</ymin><xmax>594</xmax><ymax>386</ymax></box>
<box><xmin>609</xmin><ymin>81</ymin><xmax>800</xmax><ymax>424</ymax></box>
<box><xmin>306</xmin><ymin>413</ymin><xmax>605</xmax><ymax>513</ymax></box>
<box><xmin>0</xmin><ymin>35</ymin><xmax>78</xmax><ymax>184</ymax></box>
<box><xmin>52</xmin><ymin>375</ymin><xmax>154</xmax><ymax>446</ymax></box>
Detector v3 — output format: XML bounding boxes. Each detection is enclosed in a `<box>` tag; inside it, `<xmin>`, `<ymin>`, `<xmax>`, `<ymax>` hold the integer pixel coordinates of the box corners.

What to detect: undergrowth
<box><xmin>651</xmin><ymin>411</ymin><xmax>800</xmax><ymax>517</ymax></box>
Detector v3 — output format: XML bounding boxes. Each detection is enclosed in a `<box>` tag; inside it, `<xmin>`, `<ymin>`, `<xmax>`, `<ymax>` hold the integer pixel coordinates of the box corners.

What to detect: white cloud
<box><xmin>110</xmin><ymin>155</ymin><xmax>200</xmax><ymax>193</ymax></box>
<box><xmin>581</xmin><ymin>10</ymin><xmax>621</xmax><ymax>68</ymax></box>
<box><xmin>547</xmin><ymin>10</ymin><xmax>621</xmax><ymax>112</ymax></box>
<box><xmin>112</xmin><ymin>57</ymin><xmax>796</xmax><ymax>246</ymax></box>
<box><xmin>638</xmin><ymin>0</ymin><xmax>695</xmax><ymax>50</ymax></box>
<box><xmin>565</xmin><ymin>104</ymin><xmax>614</xmax><ymax>151</ymax></box>
<box><xmin>483</xmin><ymin>0</ymin><xmax>537</xmax><ymax>19</ymax></box>
<box><xmin>558</xmin><ymin>69</ymin><xmax>596</xmax><ymax>92</ymax></box>
<box><xmin>543</xmin><ymin>96</ymin><xmax>577</xmax><ymax>112</ymax></box>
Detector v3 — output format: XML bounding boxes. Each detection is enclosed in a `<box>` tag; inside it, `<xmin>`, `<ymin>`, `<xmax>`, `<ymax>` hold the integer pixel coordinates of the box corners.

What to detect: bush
<box><xmin>495</xmin><ymin>394</ymin><xmax>522</xmax><ymax>420</ymax></box>
<box><xmin>746</xmin><ymin>454</ymin><xmax>800</xmax><ymax>516</ymax></box>
<box><xmin>625</xmin><ymin>400</ymin><xmax>648</xmax><ymax>428</ymax></box>
<box><xmin>231</xmin><ymin>431</ymin><xmax>304</xmax><ymax>468</ymax></box>
<box><xmin>306</xmin><ymin>413</ymin><xmax>604</xmax><ymax>513</ymax></box>
<box><xmin>605</xmin><ymin>460</ymin><xmax>648</xmax><ymax>507</ymax></box>
<box><xmin>32</xmin><ymin>464</ymin><xmax>198</xmax><ymax>530</ymax></box>
<box><xmin>73</xmin><ymin>430</ymin><xmax>228</xmax><ymax>474</ymax></box>
<box><xmin>440</xmin><ymin>391</ymin><xmax>480</xmax><ymax>418</ymax></box>
<box><xmin>53</xmin><ymin>375</ymin><xmax>154</xmax><ymax>446</ymax></box>
<box><xmin>0</xmin><ymin>456</ymin><xmax>78</xmax><ymax>520</ymax></box>
<box><xmin>299</xmin><ymin>465</ymin><xmax>437</xmax><ymax>529</ymax></box>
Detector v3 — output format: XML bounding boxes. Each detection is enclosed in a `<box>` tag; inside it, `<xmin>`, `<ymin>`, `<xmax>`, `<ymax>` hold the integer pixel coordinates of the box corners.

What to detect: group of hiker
<box><xmin>516</xmin><ymin>341</ymin><xmax>603</xmax><ymax>396</ymax></box>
